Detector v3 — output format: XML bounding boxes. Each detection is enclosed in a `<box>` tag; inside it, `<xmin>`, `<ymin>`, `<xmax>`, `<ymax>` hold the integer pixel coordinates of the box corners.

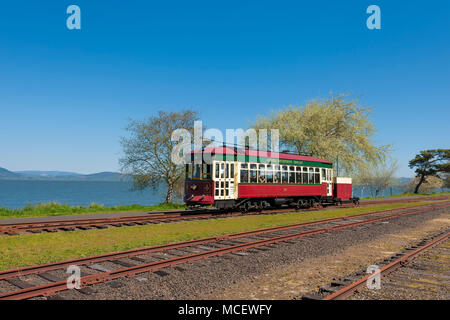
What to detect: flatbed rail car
<box><xmin>184</xmin><ymin>146</ymin><xmax>359</xmax><ymax>212</ymax></box>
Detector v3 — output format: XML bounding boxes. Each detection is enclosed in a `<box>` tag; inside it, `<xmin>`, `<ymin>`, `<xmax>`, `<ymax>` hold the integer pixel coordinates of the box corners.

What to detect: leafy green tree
<box><xmin>404</xmin><ymin>176</ymin><xmax>443</xmax><ymax>194</ymax></box>
<box><xmin>120</xmin><ymin>110</ymin><xmax>199</xmax><ymax>203</ymax></box>
<box><xmin>251</xmin><ymin>94</ymin><xmax>390</xmax><ymax>174</ymax></box>
<box><xmin>408</xmin><ymin>149</ymin><xmax>450</xmax><ymax>194</ymax></box>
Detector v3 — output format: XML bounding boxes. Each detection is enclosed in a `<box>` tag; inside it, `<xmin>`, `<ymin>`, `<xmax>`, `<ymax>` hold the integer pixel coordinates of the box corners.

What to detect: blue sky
<box><xmin>0</xmin><ymin>1</ymin><xmax>449</xmax><ymax>176</ymax></box>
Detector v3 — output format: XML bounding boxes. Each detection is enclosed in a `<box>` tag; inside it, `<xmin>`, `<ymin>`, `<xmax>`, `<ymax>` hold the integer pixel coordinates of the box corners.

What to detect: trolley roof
<box><xmin>190</xmin><ymin>146</ymin><xmax>333</xmax><ymax>167</ymax></box>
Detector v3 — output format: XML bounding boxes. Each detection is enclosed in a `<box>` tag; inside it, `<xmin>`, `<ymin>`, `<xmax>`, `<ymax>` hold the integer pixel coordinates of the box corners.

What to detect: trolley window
<box><xmin>322</xmin><ymin>168</ymin><xmax>326</xmax><ymax>181</ymax></box>
<box><xmin>281</xmin><ymin>166</ymin><xmax>288</xmax><ymax>183</ymax></box>
<box><xmin>274</xmin><ymin>165</ymin><xmax>281</xmax><ymax>183</ymax></box>
<box><xmin>193</xmin><ymin>164</ymin><xmax>201</xmax><ymax>179</ymax></box>
<box><xmin>266</xmin><ymin>165</ymin><xmax>273</xmax><ymax>183</ymax></box>
<box><xmin>308</xmin><ymin>168</ymin><xmax>314</xmax><ymax>184</ymax></box>
<box><xmin>296</xmin><ymin>166</ymin><xmax>302</xmax><ymax>183</ymax></box>
<box><xmin>202</xmin><ymin>164</ymin><xmax>211</xmax><ymax>180</ymax></box>
<box><xmin>250</xmin><ymin>164</ymin><xmax>258</xmax><ymax>183</ymax></box>
<box><xmin>258</xmin><ymin>164</ymin><xmax>266</xmax><ymax>183</ymax></box>
<box><xmin>314</xmin><ymin>168</ymin><xmax>320</xmax><ymax>184</ymax></box>
<box><xmin>220</xmin><ymin>163</ymin><xmax>225</xmax><ymax>178</ymax></box>
<box><xmin>289</xmin><ymin>166</ymin><xmax>295</xmax><ymax>183</ymax></box>
<box><xmin>240</xmin><ymin>164</ymin><xmax>248</xmax><ymax>183</ymax></box>
<box><xmin>302</xmin><ymin>167</ymin><xmax>308</xmax><ymax>184</ymax></box>
<box><xmin>186</xmin><ymin>164</ymin><xmax>192</xmax><ymax>179</ymax></box>
<box><xmin>215</xmin><ymin>163</ymin><xmax>219</xmax><ymax>179</ymax></box>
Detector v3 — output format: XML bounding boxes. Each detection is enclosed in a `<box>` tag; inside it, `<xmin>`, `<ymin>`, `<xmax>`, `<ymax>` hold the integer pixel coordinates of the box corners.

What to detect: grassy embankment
<box><xmin>1</xmin><ymin>201</ymin><xmax>445</xmax><ymax>271</ymax></box>
<box><xmin>361</xmin><ymin>191</ymin><xmax>450</xmax><ymax>200</ymax></box>
<box><xmin>0</xmin><ymin>202</ymin><xmax>186</xmax><ymax>219</ymax></box>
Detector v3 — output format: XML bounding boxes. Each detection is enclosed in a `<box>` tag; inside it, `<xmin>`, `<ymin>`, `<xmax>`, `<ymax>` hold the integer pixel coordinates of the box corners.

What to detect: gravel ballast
<box><xmin>28</xmin><ymin>206</ymin><xmax>449</xmax><ymax>300</ymax></box>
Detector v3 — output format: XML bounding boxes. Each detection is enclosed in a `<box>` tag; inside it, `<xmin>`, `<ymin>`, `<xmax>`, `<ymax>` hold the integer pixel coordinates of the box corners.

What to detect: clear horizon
<box><xmin>1</xmin><ymin>1</ymin><xmax>449</xmax><ymax>177</ymax></box>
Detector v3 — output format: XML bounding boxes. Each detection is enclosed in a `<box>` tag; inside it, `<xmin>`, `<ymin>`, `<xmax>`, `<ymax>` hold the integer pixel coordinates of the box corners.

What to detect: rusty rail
<box><xmin>323</xmin><ymin>231</ymin><xmax>450</xmax><ymax>300</ymax></box>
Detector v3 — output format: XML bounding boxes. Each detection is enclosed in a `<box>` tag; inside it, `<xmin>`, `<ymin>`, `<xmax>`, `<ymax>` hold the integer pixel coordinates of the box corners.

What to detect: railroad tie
<box><xmin>154</xmin><ymin>270</ymin><xmax>169</xmax><ymax>277</ymax></box>
<box><xmin>38</xmin><ymin>272</ymin><xmax>64</xmax><ymax>283</ymax></box>
<box><xmin>112</xmin><ymin>260</ymin><xmax>136</xmax><ymax>268</ymax></box>
<box><xmin>106</xmin><ymin>280</ymin><xmax>124</xmax><ymax>288</ymax></box>
<box><xmin>6</xmin><ymin>278</ymin><xmax>34</xmax><ymax>289</ymax></box>
<box><xmin>88</xmin><ymin>264</ymin><xmax>111</xmax><ymax>273</ymax></box>
<box><xmin>129</xmin><ymin>256</ymin><xmax>151</xmax><ymax>263</ymax></box>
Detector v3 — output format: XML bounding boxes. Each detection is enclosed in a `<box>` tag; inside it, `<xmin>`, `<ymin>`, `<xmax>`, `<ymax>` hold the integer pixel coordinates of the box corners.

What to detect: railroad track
<box><xmin>0</xmin><ymin>201</ymin><xmax>448</xmax><ymax>300</ymax></box>
<box><xmin>361</xmin><ymin>195</ymin><xmax>450</xmax><ymax>206</ymax></box>
<box><xmin>1</xmin><ymin>196</ymin><xmax>448</xmax><ymax>236</ymax></box>
<box><xmin>317</xmin><ymin>230</ymin><xmax>450</xmax><ymax>300</ymax></box>
<box><xmin>0</xmin><ymin>210</ymin><xmax>215</xmax><ymax>236</ymax></box>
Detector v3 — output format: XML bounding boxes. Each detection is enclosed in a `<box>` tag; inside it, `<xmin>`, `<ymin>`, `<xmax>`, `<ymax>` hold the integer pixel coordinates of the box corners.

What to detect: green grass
<box><xmin>0</xmin><ymin>201</ymin><xmax>441</xmax><ymax>271</ymax></box>
<box><xmin>0</xmin><ymin>202</ymin><xmax>186</xmax><ymax>219</ymax></box>
<box><xmin>361</xmin><ymin>191</ymin><xmax>450</xmax><ymax>200</ymax></box>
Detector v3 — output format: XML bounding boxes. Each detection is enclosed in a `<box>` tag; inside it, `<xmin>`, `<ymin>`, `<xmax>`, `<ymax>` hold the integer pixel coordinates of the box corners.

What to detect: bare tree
<box><xmin>120</xmin><ymin>110</ymin><xmax>199</xmax><ymax>203</ymax></box>
<box><xmin>353</xmin><ymin>159</ymin><xmax>398</xmax><ymax>198</ymax></box>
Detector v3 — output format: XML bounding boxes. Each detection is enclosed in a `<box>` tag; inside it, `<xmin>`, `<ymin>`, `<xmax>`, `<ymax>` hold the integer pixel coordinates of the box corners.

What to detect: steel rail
<box><xmin>0</xmin><ymin>202</ymin><xmax>449</xmax><ymax>300</ymax></box>
<box><xmin>0</xmin><ymin>202</ymin><xmax>448</xmax><ymax>281</ymax></box>
<box><xmin>0</xmin><ymin>212</ymin><xmax>219</xmax><ymax>235</ymax></box>
<box><xmin>323</xmin><ymin>231</ymin><xmax>450</xmax><ymax>300</ymax></box>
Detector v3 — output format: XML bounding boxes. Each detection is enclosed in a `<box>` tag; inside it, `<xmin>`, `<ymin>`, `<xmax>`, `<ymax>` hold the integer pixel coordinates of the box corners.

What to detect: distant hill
<box><xmin>0</xmin><ymin>167</ymin><xmax>126</xmax><ymax>182</ymax></box>
<box><xmin>397</xmin><ymin>177</ymin><xmax>413</xmax><ymax>186</ymax></box>
<box><xmin>0</xmin><ymin>167</ymin><xmax>23</xmax><ymax>179</ymax></box>
<box><xmin>16</xmin><ymin>170</ymin><xmax>82</xmax><ymax>177</ymax></box>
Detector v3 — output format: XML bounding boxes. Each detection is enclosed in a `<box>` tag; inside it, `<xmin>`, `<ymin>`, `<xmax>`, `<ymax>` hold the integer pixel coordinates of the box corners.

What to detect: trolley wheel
<box><xmin>256</xmin><ymin>201</ymin><xmax>264</xmax><ymax>213</ymax></box>
<box><xmin>239</xmin><ymin>202</ymin><xmax>250</xmax><ymax>213</ymax></box>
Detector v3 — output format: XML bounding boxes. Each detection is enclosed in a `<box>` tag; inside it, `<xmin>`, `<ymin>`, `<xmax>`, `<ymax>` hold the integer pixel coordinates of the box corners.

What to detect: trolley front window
<box><xmin>186</xmin><ymin>164</ymin><xmax>192</xmax><ymax>179</ymax></box>
<box><xmin>189</xmin><ymin>162</ymin><xmax>212</xmax><ymax>180</ymax></box>
<box><xmin>193</xmin><ymin>164</ymin><xmax>201</xmax><ymax>179</ymax></box>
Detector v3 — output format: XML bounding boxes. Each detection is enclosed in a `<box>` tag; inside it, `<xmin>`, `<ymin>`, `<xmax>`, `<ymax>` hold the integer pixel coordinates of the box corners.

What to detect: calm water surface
<box><xmin>0</xmin><ymin>180</ymin><xmax>174</xmax><ymax>209</ymax></box>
